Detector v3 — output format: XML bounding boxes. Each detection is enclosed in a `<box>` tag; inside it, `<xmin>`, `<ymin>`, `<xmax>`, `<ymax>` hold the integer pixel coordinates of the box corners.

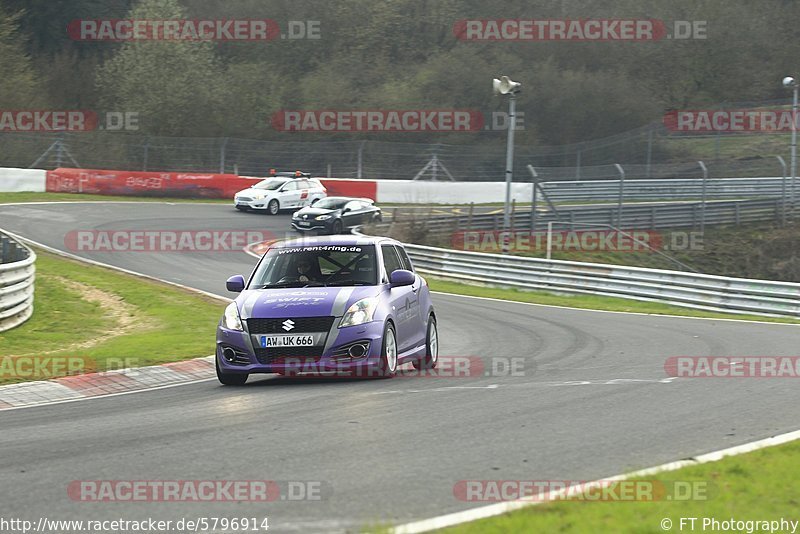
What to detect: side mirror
<box><xmin>389</xmin><ymin>269</ymin><xmax>415</xmax><ymax>288</ymax></box>
<box><xmin>226</xmin><ymin>275</ymin><xmax>245</xmax><ymax>293</ymax></box>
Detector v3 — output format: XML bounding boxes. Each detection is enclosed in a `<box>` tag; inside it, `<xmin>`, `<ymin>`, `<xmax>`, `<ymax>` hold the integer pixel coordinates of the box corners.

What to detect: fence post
<box><xmin>777</xmin><ymin>155</ymin><xmax>788</xmax><ymax>226</ymax></box>
<box><xmin>575</xmin><ymin>150</ymin><xmax>581</xmax><ymax>181</ymax></box>
<box><xmin>614</xmin><ymin>163</ymin><xmax>625</xmax><ymax>228</ymax></box>
<box><xmin>219</xmin><ymin>137</ymin><xmax>228</xmax><ymax>174</ymax></box>
<box><xmin>698</xmin><ymin>161</ymin><xmax>708</xmax><ymax>234</ymax></box>
<box><xmin>528</xmin><ymin>165</ymin><xmax>538</xmax><ymax>232</ymax></box>
<box><xmin>645</xmin><ymin>129</ymin><xmax>653</xmax><ymax>178</ymax></box>
<box><xmin>56</xmin><ymin>136</ymin><xmax>65</xmax><ymax>168</ymax></box>
<box><xmin>467</xmin><ymin>203</ymin><xmax>474</xmax><ymax>231</ymax></box>
<box><xmin>357</xmin><ymin>141</ymin><xmax>365</xmax><ymax>179</ymax></box>
<box><xmin>142</xmin><ymin>138</ymin><xmax>149</xmax><ymax>171</ymax></box>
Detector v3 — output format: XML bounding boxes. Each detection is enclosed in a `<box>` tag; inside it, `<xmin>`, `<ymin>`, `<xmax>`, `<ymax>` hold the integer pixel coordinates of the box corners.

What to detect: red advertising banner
<box><xmin>46</xmin><ymin>168</ymin><xmax>260</xmax><ymax>198</ymax></box>
<box><xmin>46</xmin><ymin>169</ymin><xmax>379</xmax><ymax>201</ymax></box>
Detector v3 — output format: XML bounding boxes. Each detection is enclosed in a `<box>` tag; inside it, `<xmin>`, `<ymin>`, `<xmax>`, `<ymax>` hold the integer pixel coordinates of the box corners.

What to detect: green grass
<box><xmin>427</xmin><ymin>277</ymin><xmax>800</xmax><ymax>324</ymax></box>
<box><xmin>0</xmin><ymin>192</ymin><xmax>229</xmax><ymax>204</ymax></box>
<box><xmin>436</xmin><ymin>439</ymin><xmax>800</xmax><ymax>533</ymax></box>
<box><xmin>0</xmin><ymin>250</ymin><xmax>225</xmax><ymax>384</ymax></box>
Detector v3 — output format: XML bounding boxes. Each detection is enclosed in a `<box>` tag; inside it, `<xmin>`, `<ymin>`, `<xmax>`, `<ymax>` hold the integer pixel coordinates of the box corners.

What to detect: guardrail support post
<box><xmin>467</xmin><ymin>203</ymin><xmax>474</xmax><ymax>231</ymax></box>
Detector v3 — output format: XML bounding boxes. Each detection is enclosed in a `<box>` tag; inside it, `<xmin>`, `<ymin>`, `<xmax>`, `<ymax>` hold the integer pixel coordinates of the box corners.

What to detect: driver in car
<box><xmin>296</xmin><ymin>257</ymin><xmax>317</xmax><ymax>282</ymax></box>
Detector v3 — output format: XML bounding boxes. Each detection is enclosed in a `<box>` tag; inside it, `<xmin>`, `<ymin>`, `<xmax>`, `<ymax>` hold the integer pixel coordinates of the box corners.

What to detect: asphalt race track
<box><xmin>1</xmin><ymin>202</ymin><xmax>799</xmax><ymax>532</ymax></box>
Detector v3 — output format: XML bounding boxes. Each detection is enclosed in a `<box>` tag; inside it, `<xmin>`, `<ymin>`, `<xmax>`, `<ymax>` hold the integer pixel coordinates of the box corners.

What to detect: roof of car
<box><xmin>271</xmin><ymin>235</ymin><xmax>397</xmax><ymax>248</ymax></box>
<box><xmin>322</xmin><ymin>196</ymin><xmax>375</xmax><ymax>203</ymax></box>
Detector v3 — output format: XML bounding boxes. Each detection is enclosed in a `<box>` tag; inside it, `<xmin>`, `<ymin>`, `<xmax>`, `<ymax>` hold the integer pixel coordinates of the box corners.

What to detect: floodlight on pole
<box><xmin>493</xmin><ymin>76</ymin><xmax>522</xmax><ymax>235</ymax></box>
<box><xmin>783</xmin><ymin>76</ymin><xmax>798</xmax><ymax>216</ymax></box>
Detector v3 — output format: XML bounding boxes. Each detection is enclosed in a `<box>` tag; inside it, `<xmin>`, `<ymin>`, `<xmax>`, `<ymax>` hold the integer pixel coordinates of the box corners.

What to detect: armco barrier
<box><xmin>0</xmin><ymin>231</ymin><xmax>36</xmax><ymax>332</ymax></box>
<box><xmin>404</xmin><ymin>244</ymin><xmax>800</xmax><ymax>318</ymax></box>
<box><xmin>0</xmin><ymin>168</ymin><xmax>46</xmax><ymax>192</ymax></box>
<box><xmin>379</xmin><ymin>198</ymin><xmax>794</xmax><ymax>236</ymax></box>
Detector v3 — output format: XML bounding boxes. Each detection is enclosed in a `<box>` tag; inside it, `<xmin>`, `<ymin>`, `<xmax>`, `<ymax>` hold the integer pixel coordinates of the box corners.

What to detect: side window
<box><xmin>344</xmin><ymin>201</ymin><xmax>360</xmax><ymax>212</ymax></box>
<box><xmin>394</xmin><ymin>246</ymin><xmax>414</xmax><ymax>272</ymax></box>
<box><xmin>299</xmin><ymin>179</ymin><xmax>311</xmax><ymax>189</ymax></box>
<box><xmin>381</xmin><ymin>244</ymin><xmax>403</xmax><ymax>280</ymax></box>
<box><xmin>282</xmin><ymin>181</ymin><xmax>297</xmax><ymax>191</ymax></box>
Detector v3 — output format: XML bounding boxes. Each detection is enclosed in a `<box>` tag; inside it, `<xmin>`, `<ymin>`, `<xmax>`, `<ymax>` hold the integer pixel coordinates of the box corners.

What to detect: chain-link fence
<box><xmin>2</xmin><ymin>98</ymin><xmax>794</xmax><ymax>181</ymax></box>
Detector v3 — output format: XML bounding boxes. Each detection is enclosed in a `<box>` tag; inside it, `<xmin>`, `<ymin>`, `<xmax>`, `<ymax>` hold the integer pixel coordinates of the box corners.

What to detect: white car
<box><xmin>234</xmin><ymin>174</ymin><xmax>327</xmax><ymax>215</ymax></box>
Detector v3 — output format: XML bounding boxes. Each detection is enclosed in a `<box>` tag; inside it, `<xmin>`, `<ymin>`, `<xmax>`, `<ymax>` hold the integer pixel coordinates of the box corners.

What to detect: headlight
<box><xmin>315</xmin><ymin>215</ymin><xmax>332</xmax><ymax>221</ymax></box>
<box><xmin>223</xmin><ymin>302</ymin><xmax>244</xmax><ymax>331</ymax></box>
<box><xmin>339</xmin><ymin>297</ymin><xmax>379</xmax><ymax>328</ymax></box>
<box><xmin>252</xmin><ymin>192</ymin><xmax>266</xmax><ymax>200</ymax></box>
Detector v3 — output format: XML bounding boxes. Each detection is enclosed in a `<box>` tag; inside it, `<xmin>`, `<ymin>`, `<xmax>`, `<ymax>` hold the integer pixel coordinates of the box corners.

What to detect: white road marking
<box><xmin>392</xmin><ymin>428</ymin><xmax>800</xmax><ymax>533</ymax></box>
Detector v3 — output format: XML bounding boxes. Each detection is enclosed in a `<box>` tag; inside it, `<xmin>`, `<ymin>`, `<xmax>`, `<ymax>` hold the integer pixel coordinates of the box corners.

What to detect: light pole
<box><xmin>493</xmin><ymin>76</ymin><xmax>522</xmax><ymax>230</ymax></box>
<box><xmin>783</xmin><ymin>76</ymin><xmax>798</xmax><ymax>214</ymax></box>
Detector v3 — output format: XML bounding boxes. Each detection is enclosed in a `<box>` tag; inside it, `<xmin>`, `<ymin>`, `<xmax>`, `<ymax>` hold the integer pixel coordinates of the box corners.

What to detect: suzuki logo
<box><xmin>282</xmin><ymin>319</ymin><xmax>295</xmax><ymax>331</ymax></box>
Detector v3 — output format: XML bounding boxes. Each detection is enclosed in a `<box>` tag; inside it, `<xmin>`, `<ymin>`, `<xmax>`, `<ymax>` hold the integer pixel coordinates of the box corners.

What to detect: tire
<box><xmin>216</xmin><ymin>358</ymin><xmax>248</xmax><ymax>385</ymax></box>
<box><xmin>377</xmin><ymin>322</ymin><xmax>398</xmax><ymax>378</ymax></box>
<box><xmin>413</xmin><ymin>314</ymin><xmax>439</xmax><ymax>370</ymax></box>
<box><xmin>267</xmin><ymin>199</ymin><xmax>280</xmax><ymax>215</ymax></box>
<box><xmin>332</xmin><ymin>220</ymin><xmax>343</xmax><ymax>234</ymax></box>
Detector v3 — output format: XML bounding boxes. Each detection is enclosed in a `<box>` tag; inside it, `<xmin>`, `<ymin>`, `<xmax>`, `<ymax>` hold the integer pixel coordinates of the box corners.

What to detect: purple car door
<box><xmin>381</xmin><ymin>243</ymin><xmax>422</xmax><ymax>353</ymax></box>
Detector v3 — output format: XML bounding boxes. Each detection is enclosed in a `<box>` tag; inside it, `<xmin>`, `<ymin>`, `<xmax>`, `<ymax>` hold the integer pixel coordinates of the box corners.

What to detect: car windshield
<box><xmin>249</xmin><ymin>245</ymin><xmax>378</xmax><ymax>288</ymax></box>
<box><xmin>253</xmin><ymin>179</ymin><xmax>287</xmax><ymax>190</ymax></box>
<box><xmin>313</xmin><ymin>198</ymin><xmax>349</xmax><ymax>210</ymax></box>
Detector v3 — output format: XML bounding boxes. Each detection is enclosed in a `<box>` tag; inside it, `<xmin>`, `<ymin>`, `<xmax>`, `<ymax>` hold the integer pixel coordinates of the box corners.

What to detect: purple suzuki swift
<box><xmin>216</xmin><ymin>236</ymin><xmax>438</xmax><ymax>384</ymax></box>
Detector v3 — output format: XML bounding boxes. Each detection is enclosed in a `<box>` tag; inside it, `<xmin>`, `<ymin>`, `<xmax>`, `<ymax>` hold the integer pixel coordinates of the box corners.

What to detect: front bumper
<box><xmin>234</xmin><ymin>198</ymin><xmax>269</xmax><ymax>209</ymax></box>
<box><xmin>291</xmin><ymin>218</ymin><xmax>333</xmax><ymax>233</ymax></box>
<box><xmin>216</xmin><ymin>319</ymin><xmax>385</xmax><ymax>376</ymax></box>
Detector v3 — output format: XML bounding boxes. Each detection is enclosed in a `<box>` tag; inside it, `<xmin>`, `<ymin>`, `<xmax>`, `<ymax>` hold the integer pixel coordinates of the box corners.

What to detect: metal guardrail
<box><xmin>0</xmin><ymin>231</ymin><xmax>36</xmax><ymax>332</ymax></box>
<box><xmin>540</xmin><ymin>177</ymin><xmax>794</xmax><ymax>202</ymax></box>
<box><xmin>405</xmin><ymin>244</ymin><xmax>800</xmax><ymax>318</ymax></box>
<box><xmin>382</xmin><ymin>198</ymin><xmax>795</xmax><ymax>236</ymax></box>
